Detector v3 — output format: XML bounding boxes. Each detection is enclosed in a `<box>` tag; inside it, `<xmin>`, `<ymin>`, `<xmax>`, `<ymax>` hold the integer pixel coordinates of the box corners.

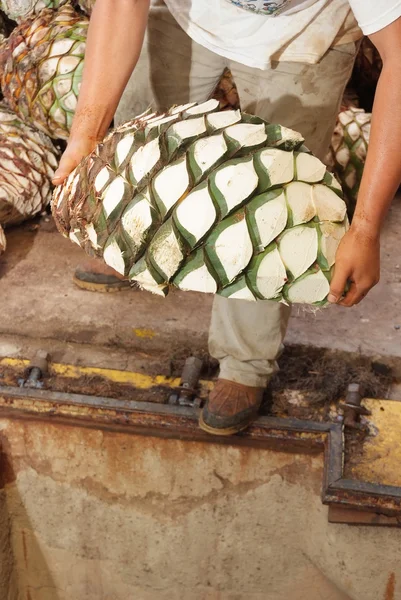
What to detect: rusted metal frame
<box><xmin>2</xmin><ymin>384</ymin><xmax>401</xmax><ymax>516</ymax></box>
<box><xmin>0</xmin><ymin>385</ymin><xmax>328</xmax><ymax>451</ymax></box>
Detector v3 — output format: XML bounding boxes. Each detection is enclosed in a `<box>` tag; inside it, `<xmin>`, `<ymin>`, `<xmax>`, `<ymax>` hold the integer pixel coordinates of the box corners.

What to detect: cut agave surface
<box><xmin>52</xmin><ymin>104</ymin><xmax>349</xmax><ymax>305</ymax></box>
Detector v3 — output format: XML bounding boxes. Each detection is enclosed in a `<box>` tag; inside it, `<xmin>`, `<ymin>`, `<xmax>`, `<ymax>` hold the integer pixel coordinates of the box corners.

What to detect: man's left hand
<box><xmin>327</xmin><ymin>225</ymin><xmax>380</xmax><ymax>307</ymax></box>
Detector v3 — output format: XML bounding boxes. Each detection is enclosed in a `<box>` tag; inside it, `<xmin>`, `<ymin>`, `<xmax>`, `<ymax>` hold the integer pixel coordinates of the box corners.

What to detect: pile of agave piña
<box><xmin>0</xmin><ymin>1</ymin><xmax>94</xmax><ymax>254</ymax></box>
<box><xmin>53</xmin><ymin>100</ymin><xmax>349</xmax><ymax>306</ymax></box>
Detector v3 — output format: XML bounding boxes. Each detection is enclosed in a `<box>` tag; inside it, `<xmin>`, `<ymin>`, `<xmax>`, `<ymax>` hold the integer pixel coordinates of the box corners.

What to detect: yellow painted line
<box><xmin>133</xmin><ymin>328</ymin><xmax>157</xmax><ymax>339</ymax></box>
<box><xmin>0</xmin><ymin>357</ymin><xmax>213</xmax><ymax>391</ymax></box>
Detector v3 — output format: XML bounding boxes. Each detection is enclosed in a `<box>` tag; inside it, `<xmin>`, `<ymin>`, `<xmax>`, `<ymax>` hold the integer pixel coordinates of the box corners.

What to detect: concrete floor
<box><xmin>0</xmin><ymin>196</ymin><xmax>400</xmax><ymax>375</ymax></box>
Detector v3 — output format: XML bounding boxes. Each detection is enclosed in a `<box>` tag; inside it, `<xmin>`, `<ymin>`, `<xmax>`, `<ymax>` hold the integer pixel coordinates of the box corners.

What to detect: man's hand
<box><xmin>52</xmin><ymin>137</ymin><xmax>98</xmax><ymax>185</ymax></box>
<box><xmin>328</xmin><ymin>224</ymin><xmax>380</xmax><ymax>307</ymax></box>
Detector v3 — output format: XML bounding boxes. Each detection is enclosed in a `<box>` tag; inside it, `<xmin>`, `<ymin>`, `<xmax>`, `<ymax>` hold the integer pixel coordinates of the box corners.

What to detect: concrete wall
<box><xmin>0</xmin><ymin>418</ymin><xmax>399</xmax><ymax>600</ymax></box>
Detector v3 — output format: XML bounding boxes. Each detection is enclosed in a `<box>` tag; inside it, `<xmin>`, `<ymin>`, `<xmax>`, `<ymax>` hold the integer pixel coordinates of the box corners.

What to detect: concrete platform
<box><xmin>0</xmin><ymin>196</ymin><xmax>400</xmax><ymax>374</ymax></box>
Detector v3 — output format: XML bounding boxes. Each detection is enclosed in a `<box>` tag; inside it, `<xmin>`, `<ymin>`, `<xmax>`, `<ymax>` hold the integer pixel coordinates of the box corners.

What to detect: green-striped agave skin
<box><xmin>52</xmin><ymin>102</ymin><xmax>349</xmax><ymax>305</ymax></box>
<box><xmin>0</xmin><ymin>102</ymin><xmax>59</xmax><ymax>226</ymax></box>
<box><xmin>327</xmin><ymin>107</ymin><xmax>370</xmax><ymax>216</ymax></box>
<box><xmin>0</xmin><ymin>4</ymin><xmax>88</xmax><ymax>139</ymax></box>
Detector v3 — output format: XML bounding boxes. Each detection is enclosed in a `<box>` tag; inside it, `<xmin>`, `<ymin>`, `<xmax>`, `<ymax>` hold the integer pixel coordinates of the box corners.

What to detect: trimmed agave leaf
<box><xmin>169</xmin><ymin>103</ymin><xmax>197</xmax><ymax>116</ymax></box>
<box><xmin>0</xmin><ymin>5</ymin><xmax>88</xmax><ymax>139</ymax></box>
<box><xmin>129</xmin><ymin>255</ymin><xmax>168</xmax><ymax>297</ymax></box>
<box><xmin>246</xmin><ymin>188</ymin><xmax>288</xmax><ymax>252</ymax></box>
<box><xmin>0</xmin><ymin>102</ymin><xmax>58</xmax><ymax>226</ymax></box>
<box><xmin>284</xmin><ymin>266</ymin><xmax>330</xmax><ymax>305</ymax></box>
<box><xmin>144</xmin><ymin>114</ymin><xmax>179</xmax><ymax>143</ymax></box>
<box><xmin>317</xmin><ymin>220</ymin><xmax>348</xmax><ymax>271</ymax></box>
<box><xmin>285</xmin><ymin>181</ymin><xmax>316</xmax><ymax>227</ymax></box>
<box><xmin>147</xmin><ymin>218</ymin><xmax>185</xmax><ymax>282</ymax></box>
<box><xmin>173</xmin><ymin>181</ymin><xmax>217</xmax><ymax>249</ymax></box>
<box><xmin>103</xmin><ymin>227</ymin><xmax>134</xmax><ymax>276</ymax></box>
<box><xmin>254</xmin><ymin>148</ymin><xmax>294</xmax><ymax>193</ymax></box>
<box><xmin>206</xmin><ymin>109</ymin><xmax>242</xmax><ymax>132</ymax></box>
<box><xmin>0</xmin><ymin>224</ymin><xmax>6</xmax><ymax>255</ymax></box>
<box><xmin>277</xmin><ymin>223</ymin><xmax>318</xmax><ymax>280</ymax></box>
<box><xmin>173</xmin><ymin>247</ymin><xmax>218</xmax><ymax>294</ymax></box>
<box><xmin>183</xmin><ymin>98</ymin><xmax>220</xmax><ymax>118</ymax></box>
<box><xmin>101</xmin><ymin>175</ymin><xmax>133</xmax><ymax>232</ymax></box>
<box><xmin>295</xmin><ymin>152</ymin><xmax>326</xmax><ymax>183</ymax></box>
<box><xmin>165</xmin><ymin>116</ymin><xmax>207</xmax><ymax>158</ymax></box>
<box><xmin>322</xmin><ymin>171</ymin><xmax>343</xmax><ymax>196</ymax></box>
<box><xmin>205</xmin><ymin>209</ymin><xmax>253</xmax><ymax>287</ymax></box>
<box><xmin>246</xmin><ymin>244</ymin><xmax>287</xmax><ymax>300</ymax></box>
<box><xmin>187</xmin><ymin>133</ymin><xmax>229</xmax><ymax>185</ymax></box>
<box><xmin>120</xmin><ymin>187</ymin><xmax>159</xmax><ymax>259</ymax></box>
<box><xmin>126</xmin><ymin>136</ymin><xmax>163</xmax><ymax>187</ymax></box>
<box><xmin>265</xmin><ymin>123</ymin><xmax>304</xmax><ymax>151</ymax></box>
<box><xmin>219</xmin><ymin>275</ymin><xmax>257</xmax><ymax>301</ymax></box>
<box><xmin>152</xmin><ymin>155</ymin><xmax>190</xmax><ymax>219</ymax></box>
<box><xmin>209</xmin><ymin>156</ymin><xmax>258</xmax><ymax>218</ymax></box>
<box><xmin>223</xmin><ymin>122</ymin><xmax>268</xmax><ymax>155</ymax></box>
<box><xmin>313</xmin><ymin>184</ymin><xmax>347</xmax><ymax>222</ymax></box>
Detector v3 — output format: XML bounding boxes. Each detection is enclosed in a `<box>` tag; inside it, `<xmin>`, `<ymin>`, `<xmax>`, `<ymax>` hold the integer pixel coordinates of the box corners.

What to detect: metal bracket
<box><xmin>18</xmin><ymin>351</ymin><xmax>50</xmax><ymax>389</ymax></box>
<box><xmin>168</xmin><ymin>356</ymin><xmax>203</xmax><ymax>408</ymax></box>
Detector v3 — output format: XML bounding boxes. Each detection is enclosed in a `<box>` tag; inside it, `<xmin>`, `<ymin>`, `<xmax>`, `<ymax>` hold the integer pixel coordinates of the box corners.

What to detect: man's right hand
<box><xmin>52</xmin><ymin>137</ymin><xmax>98</xmax><ymax>186</ymax></box>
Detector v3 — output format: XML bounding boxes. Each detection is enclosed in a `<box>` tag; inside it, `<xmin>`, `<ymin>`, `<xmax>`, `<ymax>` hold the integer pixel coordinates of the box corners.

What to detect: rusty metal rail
<box><xmin>1</xmin><ymin>384</ymin><xmax>401</xmax><ymax>517</ymax></box>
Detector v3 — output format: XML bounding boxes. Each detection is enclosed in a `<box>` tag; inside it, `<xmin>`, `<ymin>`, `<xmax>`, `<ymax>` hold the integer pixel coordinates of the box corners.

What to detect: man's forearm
<box><xmin>352</xmin><ymin>25</ymin><xmax>401</xmax><ymax>237</ymax></box>
<box><xmin>69</xmin><ymin>0</ymin><xmax>150</xmax><ymax>143</ymax></box>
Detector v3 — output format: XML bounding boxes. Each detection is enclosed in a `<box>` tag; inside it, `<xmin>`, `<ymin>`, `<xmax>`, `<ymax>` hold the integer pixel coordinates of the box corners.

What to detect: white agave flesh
<box><xmin>320</xmin><ymin>221</ymin><xmax>346</xmax><ymax>268</ymax></box>
<box><xmin>228</xmin><ymin>284</ymin><xmax>256</xmax><ymax>301</ymax></box>
<box><xmin>258</xmin><ymin>149</ymin><xmax>294</xmax><ymax>185</ymax></box>
<box><xmin>130</xmin><ymin>137</ymin><xmax>161</xmax><ymax>183</ymax></box>
<box><xmin>287</xmin><ymin>269</ymin><xmax>329</xmax><ymax>304</ymax></box>
<box><xmin>254</xmin><ymin>191</ymin><xmax>288</xmax><ymax>247</ymax></box>
<box><xmin>313</xmin><ymin>185</ymin><xmax>347</xmax><ymax>222</ymax></box>
<box><xmin>192</xmin><ymin>134</ymin><xmax>227</xmax><ymax>175</ymax></box>
<box><xmin>104</xmin><ymin>239</ymin><xmax>125</xmax><ymax>275</ymax></box>
<box><xmin>296</xmin><ymin>153</ymin><xmax>326</xmax><ymax>182</ymax></box>
<box><xmin>256</xmin><ymin>248</ymin><xmax>287</xmax><ymax>299</ymax></box>
<box><xmin>175</xmin><ymin>185</ymin><xmax>216</xmax><ymax>243</ymax></box>
<box><xmin>206</xmin><ymin>110</ymin><xmax>242</xmax><ymax>130</ymax></box>
<box><xmin>278</xmin><ymin>226</ymin><xmax>318</xmax><ymax>279</ymax></box>
<box><xmin>102</xmin><ymin>176</ymin><xmax>126</xmax><ymax>218</ymax></box>
<box><xmin>214</xmin><ymin>219</ymin><xmax>253</xmax><ymax>283</ymax></box>
<box><xmin>131</xmin><ymin>264</ymin><xmax>166</xmax><ymax>296</ymax></box>
<box><xmin>214</xmin><ymin>159</ymin><xmax>258</xmax><ymax>213</ymax></box>
<box><xmin>153</xmin><ymin>157</ymin><xmax>189</xmax><ymax>214</ymax></box>
<box><xmin>225</xmin><ymin>123</ymin><xmax>267</xmax><ymax>148</ymax></box>
<box><xmin>167</xmin><ymin>116</ymin><xmax>206</xmax><ymax>143</ymax></box>
<box><xmin>122</xmin><ymin>196</ymin><xmax>154</xmax><ymax>246</ymax></box>
<box><xmin>151</xmin><ymin>229</ymin><xmax>184</xmax><ymax>280</ymax></box>
<box><xmin>285</xmin><ymin>181</ymin><xmax>316</xmax><ymax>225</ymax></box>
<box><xmin>115</xmin><ymin>134</ymin><xmax>135</xmax><ymax>168</ymax></box>
<box><xmin>177</xmin><ymin>263</ymin><xmax>217</xmax><ymax>294</ymax></box>
<box><xmin>184</xmin><ymin>98</ymin><xmax>219</xmax><ymax>117</ymax></box>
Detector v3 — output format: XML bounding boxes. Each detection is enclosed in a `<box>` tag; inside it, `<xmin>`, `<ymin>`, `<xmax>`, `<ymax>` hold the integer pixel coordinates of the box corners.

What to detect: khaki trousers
<box><xmin>116</xmin><ymin>1</ymin><xmax>357</xmax><ymax>387</ymax></box>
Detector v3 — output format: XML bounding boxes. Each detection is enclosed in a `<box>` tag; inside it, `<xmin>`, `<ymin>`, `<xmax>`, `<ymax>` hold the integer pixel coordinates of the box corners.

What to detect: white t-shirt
<box><xmin>164</xmin><ymin>0</ymin><xmax>401</xmax><ymax>68</ymax></box>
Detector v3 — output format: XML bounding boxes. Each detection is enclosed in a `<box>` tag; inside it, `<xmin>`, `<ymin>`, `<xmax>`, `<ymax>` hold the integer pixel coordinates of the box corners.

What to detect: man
<box><xmin>53</xmin><ymin>0</ymin><xmax>401</xmax><ymax>435</ymax></box>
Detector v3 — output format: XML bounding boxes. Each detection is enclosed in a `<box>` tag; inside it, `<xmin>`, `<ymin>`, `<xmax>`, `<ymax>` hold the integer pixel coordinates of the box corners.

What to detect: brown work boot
<box><xmin>73</xmin><ymin>258</ymin><xmax>131</xmax><ymax>293</ymax></box>
<box><xmin>199</xmin><ymin>379</ymin><xmax>264</xmax><ymax>436</ymax></box>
